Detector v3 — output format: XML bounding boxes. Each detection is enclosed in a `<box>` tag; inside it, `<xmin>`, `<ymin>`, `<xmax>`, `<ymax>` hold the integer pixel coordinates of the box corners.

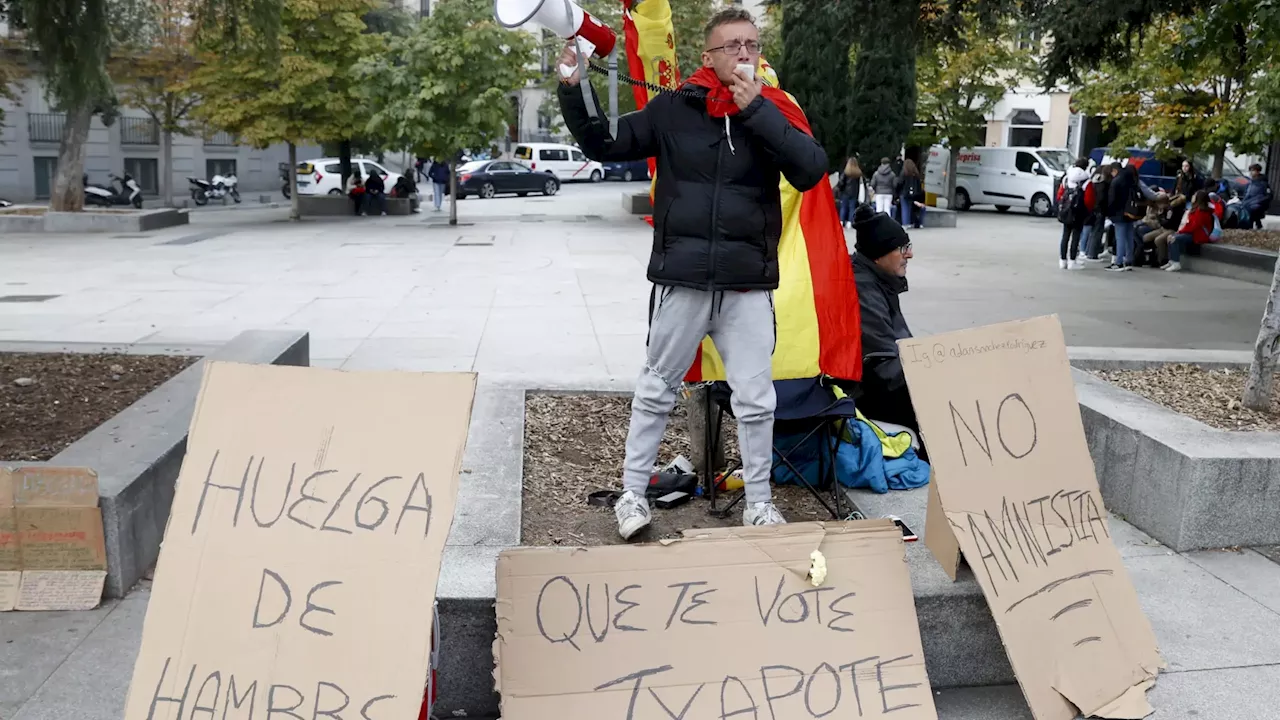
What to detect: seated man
<box><xmin>1244</xmin><ymin>163</ymin><xmax>1273</xmax><ymax>229</ymax></box>
<box><xmin>850</xmin><ymin>205</ymin><xmax>928</xmax><ymax>461</ymax></box>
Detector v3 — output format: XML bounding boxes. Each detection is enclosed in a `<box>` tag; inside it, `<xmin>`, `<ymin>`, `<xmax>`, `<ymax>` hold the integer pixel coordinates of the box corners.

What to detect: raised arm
<box><xmin>738</xmin><ymin>95</ymin><xmax>828</xmax><ymax>191</ymax></box>
<box><xmin>556</xmin><ymin>81</ymin><xmax>658</xmax><ymax>163</ymax></box>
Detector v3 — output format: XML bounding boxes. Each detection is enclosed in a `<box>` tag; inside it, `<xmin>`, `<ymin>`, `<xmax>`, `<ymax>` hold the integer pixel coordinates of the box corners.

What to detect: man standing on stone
<box><xmin>557</xmin><ymin>7</ymin><xmax>827</xmax><ymax>539</ymax></box>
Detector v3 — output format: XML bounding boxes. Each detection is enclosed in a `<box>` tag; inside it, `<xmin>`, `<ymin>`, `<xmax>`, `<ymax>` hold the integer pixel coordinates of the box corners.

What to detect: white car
<box><xmin>295</xmin><ymin>157</ymin><xmax>404</xmax><ymax>195</ymax></box>
<box><xmin>512</xmin><ymin>143</ymin><xmax>604</xmax><ymax>183</ymax></box>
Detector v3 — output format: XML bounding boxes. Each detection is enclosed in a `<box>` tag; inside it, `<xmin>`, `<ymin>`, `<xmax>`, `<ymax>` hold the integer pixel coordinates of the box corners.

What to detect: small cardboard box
<box><xmin>0</xmin><ymin>466</ymin><xmax>108</xmax><ymax>611</ymax></box>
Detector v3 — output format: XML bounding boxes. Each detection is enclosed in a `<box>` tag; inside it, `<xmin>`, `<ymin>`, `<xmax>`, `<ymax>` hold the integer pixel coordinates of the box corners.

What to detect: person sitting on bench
<box><xmin>850</xmin><ymin>204</ymin><xmax>928</xmax><ymax>461</ymax></box>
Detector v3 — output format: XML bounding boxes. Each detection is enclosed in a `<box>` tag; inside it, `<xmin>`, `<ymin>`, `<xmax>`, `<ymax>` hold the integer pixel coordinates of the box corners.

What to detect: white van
<box><xmin>513</xmin><ymin>143</ymin><xmax>604</xmax><ymax>183</ymax></box>
<box><xmin>925</xmin><ymin>146</ymin><xmax>1074</xmax><ymax>217</ymax></box>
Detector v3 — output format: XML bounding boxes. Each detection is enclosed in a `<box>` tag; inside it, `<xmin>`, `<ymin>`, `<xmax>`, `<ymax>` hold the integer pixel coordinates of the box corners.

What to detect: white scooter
<box><xmin>84</xmin><ymin>173</ymin><xmax>143</xmax><ymax>209</ymax></box>
<box><xmin>188</xmin><ymin>173</ymin><xmax>241</xmax><ymax>206</ymax></box>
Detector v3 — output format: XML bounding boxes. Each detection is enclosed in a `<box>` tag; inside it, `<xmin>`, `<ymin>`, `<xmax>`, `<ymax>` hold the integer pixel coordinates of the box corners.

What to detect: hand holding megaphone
<box><xmin>557</xmin><ymin>40</ymin><xmax>583</xmax><ymax>86</ymax></box>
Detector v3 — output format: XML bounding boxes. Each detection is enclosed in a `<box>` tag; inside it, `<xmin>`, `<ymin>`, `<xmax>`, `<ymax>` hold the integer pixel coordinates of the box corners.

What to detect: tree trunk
<box><xmin>449</xmin><ymin>161</ymin><xmax>458</xmax><ymax>226</ymax></box>
<box><xmin>161</xmin><ymin>129</ymin><xmax>174</xmax><ymax>207</ymax></box>
<box><xmin>49</xmin><ymin>104</ymin><xmax>93</xmax><ymax>212</ymax></box>
<box><xmin>946</xmin><ymin>146</ymin><xmax>959</xmax><ymax>209</ymax></box>
<box><xmin>1243</xmin><ymin>259</ymin><xmax>1280</xmax><ymax>410</ymax></box>
<box><xmin>288</xmin><ymin>142</ymin><xmax>301</xmax><ymax>221</ymax></box>
<box><xmin>1213</xmin><ymin>146</ymin><xmax>1226</xmax><ymax>180</ymax></box>
<box><xmin>340</xmin><ymin>140</ymin><xmax>352</xmax><ymax>187</ymax></box>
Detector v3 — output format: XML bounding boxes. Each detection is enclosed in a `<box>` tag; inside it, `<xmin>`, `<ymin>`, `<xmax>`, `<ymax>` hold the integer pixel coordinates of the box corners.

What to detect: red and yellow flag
<box><xmin>622</xmin><ymin>2</ymin><xmax>862</xmax><ymax>382</ymax></box>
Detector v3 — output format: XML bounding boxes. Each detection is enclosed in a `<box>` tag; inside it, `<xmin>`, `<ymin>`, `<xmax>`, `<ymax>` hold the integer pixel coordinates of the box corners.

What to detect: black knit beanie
<box><xmin>852</xmin><ymin>204</ymin><xmax>910</xmax><ymax>260</ymax></box>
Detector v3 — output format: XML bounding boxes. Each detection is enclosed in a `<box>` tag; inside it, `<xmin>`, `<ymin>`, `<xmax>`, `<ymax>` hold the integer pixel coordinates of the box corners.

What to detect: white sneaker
<box><xmin>1069</xmin><ymin>260</ymin><xmax>1084</xmax><ymax>270</ymax></box>
<box><xmin>1059</xmin><ymin>259</ymin><xmax>1069</xmax><ymax>269</ymax></box>
<box><xmin>1122</xmin><ymin>265</ymin><xmax>1134</xmax><ymax>272</ymax></box>
<box><xmin>614</xmin><ymin>490</ymin><xmax>651</xmax><ymax>540</ymax></box>
<box><xmin>744</xmin><ymin>501</ymin><xmax>786</xmax><ymax>527</ymax></box>
<box><xmin>1165</xmin><ymin>262</ymin><xmax>1182</xmax><ymax>272</ymax></box>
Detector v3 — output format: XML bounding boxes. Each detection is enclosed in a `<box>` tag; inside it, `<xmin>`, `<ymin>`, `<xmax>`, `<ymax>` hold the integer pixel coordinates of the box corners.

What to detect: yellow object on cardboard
<box><xmin>123</xmin><ymin>362</ymin><xmax>476</xmax><ymax>720</ymax></box>
<box><xmin>495</xmin><ymin>520</ymin><xmax>938</xmax><ymax>719</ymax></box>
<box><xmin>899</xmin><ymin>317</ymin><xmax>1164</xmax><ymax>720</ymax></box>
<box><xmin>0</xmin><ymin>466</ymin><xmax>107</xmax><ymax>612</ymax></box>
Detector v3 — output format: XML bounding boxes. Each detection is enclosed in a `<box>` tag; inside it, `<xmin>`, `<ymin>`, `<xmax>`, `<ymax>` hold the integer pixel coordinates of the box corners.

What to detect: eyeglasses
<box><xmin>898</xmin><ymin>242</ymin><xmax>913</xmax><ymax>254</ymax></box>
<box><xmin>707</xmin><ymin>40</ymin><xmax>761</xmax><ymax>55</ymax></box>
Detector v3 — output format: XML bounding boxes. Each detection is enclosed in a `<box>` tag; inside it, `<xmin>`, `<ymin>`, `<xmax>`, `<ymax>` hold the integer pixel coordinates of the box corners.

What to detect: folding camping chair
<box><xmin>703</xmin><ymin>378</ymin><xmax>859</xmax><ymax>520</ymax></box>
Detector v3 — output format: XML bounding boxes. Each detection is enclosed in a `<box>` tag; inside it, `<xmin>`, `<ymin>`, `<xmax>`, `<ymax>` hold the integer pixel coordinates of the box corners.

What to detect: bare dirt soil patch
<box><xmin>522</xmin><ymin>393</ymin><xmax>836</xmax><ymax>546</ymax></box>
<box><xmin>1222</xmin><ymin>229</ymin><xmax>1280</xmax><ymax>252</ymax></box>
<box><xmin>1094</xmin><ymin>363</ymin><xmax>1280</xmax><ymax>432</ymax></box>
<box><xmin>1</xmin><ymin>353</ymin><xmax>196</xmax><ymax>461</ymax></box>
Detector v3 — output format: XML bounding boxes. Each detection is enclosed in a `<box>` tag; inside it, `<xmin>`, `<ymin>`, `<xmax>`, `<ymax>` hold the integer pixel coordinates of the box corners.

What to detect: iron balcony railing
<box><xmin>119</xmin><ymin>116</ymin><xmax>159</xmax><ymax>145</ymax></box>
<box><xmin>204</xmin><ymin>130</ymin><xmax>237</xmax><ymax>147</ymax></box>
<box><xmin>28</xmin><ymin>113</ymin><xmax>65</xmax><ymax>143</ymax></box>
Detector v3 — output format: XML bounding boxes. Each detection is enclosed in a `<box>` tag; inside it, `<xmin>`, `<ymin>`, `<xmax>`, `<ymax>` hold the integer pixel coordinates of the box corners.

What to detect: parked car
<box><xmin>512</xmin><ymin>143</ymin><xmax>603</xmax><ymax>183</ymax></box>
<box><xmin>925</xmin><ymin>146</ymin><xmax>1073</xmax><ymax>217</ymax></box>
<box><xmin>455</xmin><ymin>160</ymin><xmax>560</xmax><ymax>199</ymax></box>
<box><xmin>604</xmin><ymin>159</ymin><xmax>650</xmax><ymax>182</ymax></box>
<box><xmin>294</xmin><ymin>157</ymin><xmax>403</xmax><ymax>196</ymax></box>
<box><xmin>1086</xmin><ymin>147</ymin><xmax>1249</xmax><ymax>195</ymax></box>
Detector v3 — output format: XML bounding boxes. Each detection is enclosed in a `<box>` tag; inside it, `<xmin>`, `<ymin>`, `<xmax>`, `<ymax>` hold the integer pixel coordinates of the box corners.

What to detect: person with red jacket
<box><xmin>1163</xmin><ymin>190</ymin><xmax>1216</xmax><ymax>272</ymax></box>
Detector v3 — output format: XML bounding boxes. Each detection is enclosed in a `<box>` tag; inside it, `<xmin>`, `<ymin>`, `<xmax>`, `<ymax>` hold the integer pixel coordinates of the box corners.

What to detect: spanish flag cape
<box><xmin>622</xmin><ymin>0</ymin><xmax>862</xmax><ymax>382</ymax></box>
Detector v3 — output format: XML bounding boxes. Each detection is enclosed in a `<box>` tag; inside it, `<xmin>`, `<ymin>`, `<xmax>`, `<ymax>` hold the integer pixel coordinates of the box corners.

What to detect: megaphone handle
<box><xmin>565</xmin><ymin>0</ymin><xmax>600</xmax><ymax>121</ymax></box>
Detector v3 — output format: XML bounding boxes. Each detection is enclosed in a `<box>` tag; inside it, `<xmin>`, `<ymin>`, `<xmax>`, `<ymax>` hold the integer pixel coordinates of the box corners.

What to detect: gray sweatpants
<box><xmin>622</xmin><ymin>285</ymin><xmax>777</xmax><ymax>504</ymax></box>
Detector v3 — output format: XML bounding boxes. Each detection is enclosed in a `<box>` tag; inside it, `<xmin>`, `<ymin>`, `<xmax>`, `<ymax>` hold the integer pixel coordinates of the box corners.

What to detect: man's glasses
<box><xmin>707</xmin><ymin>40</ymin><xmax>761</xmax><ymax>55</ymax></box>
<box><xmin>899</xmin><ymin>242</ymin><xmax>913</xmax><ymax>254</ymax></box>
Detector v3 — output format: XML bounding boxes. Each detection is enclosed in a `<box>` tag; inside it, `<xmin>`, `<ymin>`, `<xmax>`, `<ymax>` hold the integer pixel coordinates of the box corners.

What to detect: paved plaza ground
<box><xmin>1</xmin><ymin>183</ymin><xmax>1270</xmax><ymax>391</ymax></box>
<box><xmin>2</xmin><ymin>183</ymin><xmax>1279</xmax><ymax>720</ymax></box>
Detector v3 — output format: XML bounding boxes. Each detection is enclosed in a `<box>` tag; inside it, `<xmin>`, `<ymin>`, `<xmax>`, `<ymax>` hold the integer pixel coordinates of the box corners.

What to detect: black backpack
<box><xmin>1058</xmin><ymin>180</ymin><xmax>1085</xmax><ymax>224</ymax></box>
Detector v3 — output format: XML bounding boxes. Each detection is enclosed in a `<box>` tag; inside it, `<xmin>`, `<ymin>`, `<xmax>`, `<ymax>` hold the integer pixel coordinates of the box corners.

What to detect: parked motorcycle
<box><xmin>188</xmin><ymin>174</ymin><xmax>241</xmax><ymax>206</ymax></box>
<box><xmin>84</xmin><ymin>173</ymin><xmax>143</xmax><ymax>209</ymax></box>
<box><xmin>0</xmin><ymin>198</ymin><xmax>12</xmax><ymax>208</ymax></box>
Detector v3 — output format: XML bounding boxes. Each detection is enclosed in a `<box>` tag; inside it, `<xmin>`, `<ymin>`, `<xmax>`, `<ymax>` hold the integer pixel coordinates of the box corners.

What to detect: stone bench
<box><xmin>296</xmin><ymin>194</ymin><xmax>413</xmax><ymax>216</ymax></box>
<box><xmin>622</xmin><ymin>191</ymin><xmax>652</xmax><ymax>215</ymax></box>
<box><xmin>1183</xmin><ymin>243</ymin><xmax>1277</xmax><ymax>285</ymax></box>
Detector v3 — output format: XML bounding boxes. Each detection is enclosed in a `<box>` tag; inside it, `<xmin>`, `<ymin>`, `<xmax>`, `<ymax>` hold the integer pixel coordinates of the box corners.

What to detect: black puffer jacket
<box><xmin>558</xmin><ymin>79</ymin><xmax>827</xmax><ymax>290</ymax></box>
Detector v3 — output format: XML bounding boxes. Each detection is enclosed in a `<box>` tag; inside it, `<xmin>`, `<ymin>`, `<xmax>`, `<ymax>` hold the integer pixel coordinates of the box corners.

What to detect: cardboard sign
<box><xmin>495</xmin><ymin>521</ymin><xmax>938</xmax><ymax>720</ymax></box>
<box><xmin>0</xmin><ymin>466</ymin><xmax>107</xmax><ymax>611</ymax></box>
<box><xmin>899</xmin><ymin>317</ymin><xmax>1163</xmax><ymax>720</ymax></box>
<box><xmin>124</xmin><ymin>362</ymin><xmax>476</xmax><ymax>720</ymax></box>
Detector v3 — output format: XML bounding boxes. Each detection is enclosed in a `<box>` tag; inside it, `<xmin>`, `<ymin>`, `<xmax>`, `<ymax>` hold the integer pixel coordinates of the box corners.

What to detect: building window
<box><xmin>124</xmin><ymin>158</ymin><xmax>159</xmax><ymax>194</ymax></box>
<box><xmin>420</xmin><ymin>0</ymin><xmax>430</xmax><ymax>17</ymax></box>
<box><xmin>28</xmin><ymin>113</ymin><xmax>65</xmax><ymax>143</ymax></box>
<box><xmin>120</xmin><ymin>117</ymin><xmax>159</xmax><ymax>145</ymax></box>
<box><xmin>1008</xmin><ymin>109</ymin><xmax>1044</xmax><ymax>147</ymax></box>
<box><xmin>207</xmin><ymin>158</ymin><xmax>237</xmax><ymax>180</ymax></box>
<box><xmin>205</xmin><ymin>130</ymin><xmax>237</xmax><ymax>147</ymax></box>
<box><xmin>33</xmin><ymin>157</ymin><xmax>57</xmax><ymax>199</ymax></box>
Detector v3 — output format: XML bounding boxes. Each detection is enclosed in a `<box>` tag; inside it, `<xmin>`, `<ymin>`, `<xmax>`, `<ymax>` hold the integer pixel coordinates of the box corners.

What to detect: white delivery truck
<box><xmin>925</xmin><ymin>146</ymin><xmax>1074</xmax><ymax>217</ymax></box>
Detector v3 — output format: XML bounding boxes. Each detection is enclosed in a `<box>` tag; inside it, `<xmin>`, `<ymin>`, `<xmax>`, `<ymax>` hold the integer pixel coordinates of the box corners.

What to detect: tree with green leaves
<box><xmin>847</xmin><ymin>0</ymin><xmax>919</xmax><ymax>166</ymax></box>
<box><xmin>189</xmin><ymin>0</ymin><xmax>382</xmax><ymax>220</ymax></box>
<box><xmin>0</xmin><ymin>47</ymin><xmax>20</xmax><ymax>130</ymax></box>
<box><xmin>355</xmin><ymin>0</ymin><xmax>536</xmax><ymax>226</ymax></box>
<box><xmin>0</xmin><ymin>0</ymin><xmax>129</xmax><ymax>211</ymax></box>
<box><xmin>914</xmin><ymin>17</ymin><xmax>1035</xmax><ymax>205</ymax></box>
<box><xmin>1072</xmin><ymin>9</ymin><xmax>1274</xmax><ymax>179</ymax></box>
<box><xmin>114</xmin><ymin>0</ymin><xmax>204</xmax><ymax>207</ymax></box>
<box><xmin>782</xmin><ymin>0</ymin><xmax>854</xmax><ymax>171</ymax></box>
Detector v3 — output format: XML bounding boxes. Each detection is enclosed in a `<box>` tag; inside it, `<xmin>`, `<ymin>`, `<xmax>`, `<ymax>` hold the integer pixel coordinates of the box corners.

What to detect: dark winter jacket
<box><xmin>1174</xmin><ymin>169</ymin><xmax>1204</xmax><ymax>199</ymax></box>
<box><xmin>427</xmin><ymin>163</ymin><xmax>450</xmax><ymax>184</ymax></box>
<box><xmin>837</xmin><ymin>173</ymin><xmax>865</xmax><ymax>201</ymax></box>
<box><xmin>897</xmin><ymin>174</ymin><xmax>924</xmax><ymax>202</ymax></box>
<box><xmin>558</xmin><ymin>79</ymin><xmax>827</xmax><ymax>291</ymax></box>
<box><xmin>1244</xmin><ymin>175</ymin><xmax>1273</xmax><ymax>211</ymax></box>
<box><xmin>852</xmin><ymin>252</ymin><xmax>912</xmax><ymax>395</ymax></box>
<box><xmin>870</xmin><ymin>164</ymin><xmax>896</xmax><ymax>195</ymax></box>
<box><xmin>364</xmin><ymin>171</ymin><xmax>385</xmax><ymax>194</ymax></box>
<box><xmin>1107</xmin><ymin>168</ymin><xmax>1139</xmax><ymax>220</ymax></box>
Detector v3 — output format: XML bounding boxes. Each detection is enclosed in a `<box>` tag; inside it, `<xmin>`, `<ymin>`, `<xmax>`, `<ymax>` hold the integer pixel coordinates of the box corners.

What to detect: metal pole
<box><xmin>608</xmin><ymin>46</ymin><xmax>619</xmax><ymax>137</ymax></box>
